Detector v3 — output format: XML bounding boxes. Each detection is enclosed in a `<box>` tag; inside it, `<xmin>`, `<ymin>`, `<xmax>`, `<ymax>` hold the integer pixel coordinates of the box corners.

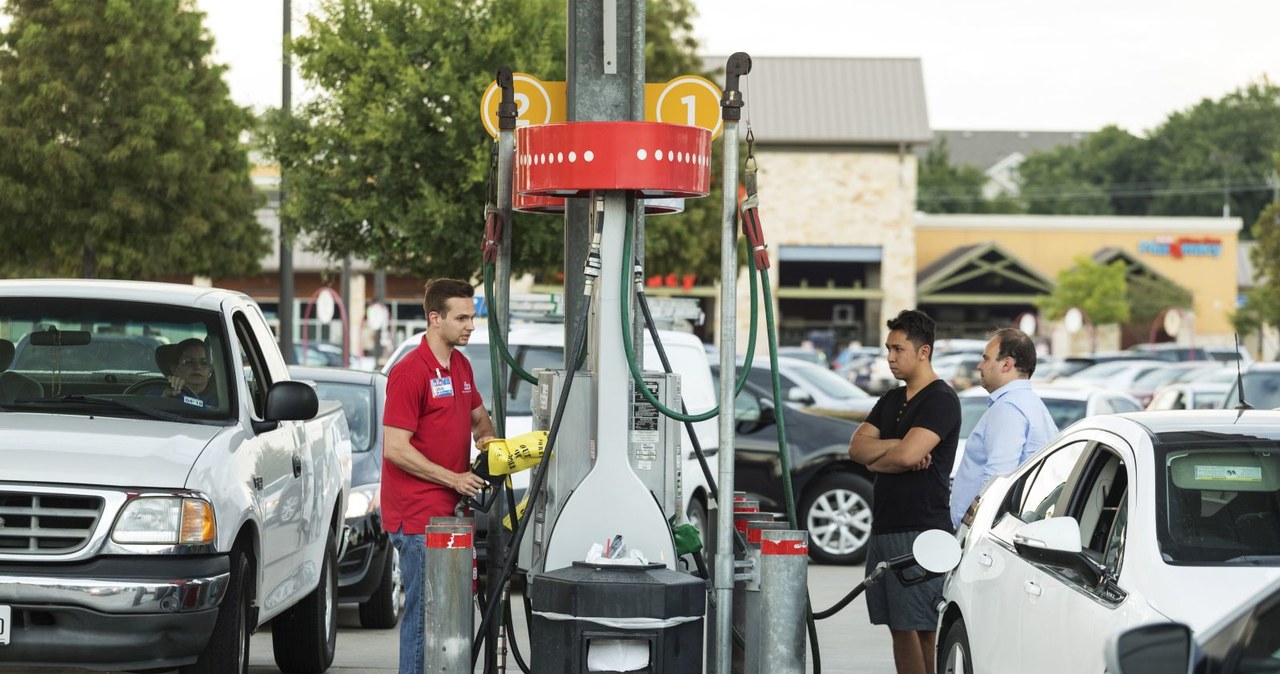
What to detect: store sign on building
<box><xmin>1137</xmin><ymin>236</ymin><xmax>1222</xmax><ymax>259</ymax></box>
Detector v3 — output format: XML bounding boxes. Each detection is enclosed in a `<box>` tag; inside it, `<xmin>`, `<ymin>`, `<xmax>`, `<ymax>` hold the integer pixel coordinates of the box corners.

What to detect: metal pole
<box><xmin>715</xmin><ymin>51</ymin><xmax>751</xmax><ymax>674</ymax></box>
<box><xmin>744</xmin><ymin>520</ymin><xmax>789</xmax><ymax>674</ymax></box>
<box><xmin>277</xmin><ymin>0</ymin><xmax>295</xmax><ymax>364</ymax></box>
<box><xmin>759</xmin><ymin>529</ymin><xmax>809</xmax><ymax>674</ymax></box>
<box><xmin>424</xmin><ymin>523</ymin><xmax>475</xmax><ymax>672</ymax></box>
<box><xmin>492</xmin><ymin>65</ymin><xmax>518</xmax><ymax>674</ymax></box>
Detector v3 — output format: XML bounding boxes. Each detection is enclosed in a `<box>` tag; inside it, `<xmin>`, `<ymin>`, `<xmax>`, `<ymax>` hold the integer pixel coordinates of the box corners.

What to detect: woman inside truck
<box><xmin>155</xmin><ymin>338</ymin><xmax>219</xmax><ymax>407</ymax></box>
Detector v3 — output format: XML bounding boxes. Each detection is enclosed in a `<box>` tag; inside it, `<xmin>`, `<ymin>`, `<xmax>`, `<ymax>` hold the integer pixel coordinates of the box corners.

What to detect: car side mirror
<box><xmin>738</xmin><ymin>397</ymin><xmax>777</xmax><ymax>434</ymax></box>
<box><xmin>1104</xmin><ymin>622</ymin><xmax>1194</xmax><ymax>674</ymax></box>
<box><xmin>786</xmin><ymin>386</ymin><xmax>814</xmax><ymax>405</ymax></box>
<box><xmin>1012</xmin><ymin>517</ymin><xmax>1107</xmax><ymax>585</ymax></box>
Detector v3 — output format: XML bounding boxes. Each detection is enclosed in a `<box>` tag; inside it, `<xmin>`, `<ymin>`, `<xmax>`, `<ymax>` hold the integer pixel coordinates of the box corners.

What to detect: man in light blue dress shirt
<box><xmin>950</xmin><ymin>328</ymin><xmax>1058</xmax><ymax>527</ymax></box>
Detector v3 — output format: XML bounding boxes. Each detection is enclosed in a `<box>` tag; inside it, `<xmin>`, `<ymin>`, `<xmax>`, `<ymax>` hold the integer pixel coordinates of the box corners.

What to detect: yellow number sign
<box><xmin>645</xmin><ymin>75</ymin><xmax>723</xmax><ymax>140</ymax></box>
<box><xmin>481</xmin><ymin>74</ymin><xmax>723</xmax><ymax>140</ymax></box>
<box><xmin>480</xmin><ymin>73</ymin><xmax>567</xmax><ymax>139</ymax></box>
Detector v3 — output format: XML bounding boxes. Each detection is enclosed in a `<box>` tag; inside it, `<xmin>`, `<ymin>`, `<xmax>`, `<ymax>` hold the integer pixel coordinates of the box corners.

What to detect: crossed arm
<box><xmin>848</xmin><ymin>422</ymin><xmax>942</xmax><ymax>473</ymax></box>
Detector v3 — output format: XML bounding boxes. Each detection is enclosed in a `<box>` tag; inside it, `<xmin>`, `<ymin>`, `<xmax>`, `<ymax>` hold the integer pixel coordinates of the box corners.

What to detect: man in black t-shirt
<box><xmin>849</xmin><ymin>309</ymin><xmax>960</xmax><ymax>674</ymax></box>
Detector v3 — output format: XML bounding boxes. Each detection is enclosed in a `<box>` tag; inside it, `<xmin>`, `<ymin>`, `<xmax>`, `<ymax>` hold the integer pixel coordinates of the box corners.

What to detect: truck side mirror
<box><xmin>265</xmin><ymin>380</ymin><xmax>319</xmax><ymax>422</ymax></box>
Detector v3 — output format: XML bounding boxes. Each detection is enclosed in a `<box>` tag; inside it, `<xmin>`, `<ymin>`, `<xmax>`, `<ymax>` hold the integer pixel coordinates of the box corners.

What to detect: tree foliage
<box><xmin>916</xmin><ymin>137</ymin><xmax>1020</xmax><ymax>214</ymax></box>
<box><xmin>1239</xmin><ymin>189</ymin><xmax>1280</xmax><ymax>329</ymax></box>
<box><xmin>1035</xmin><ymin>256</ymin><xmax>1130</xmax><ymax>325</ymax></box>
<box><xmin>1017</xmin><ymin>84</ymin><xmax>1280</xmax><ymax>225</ymax></box>
<box><xmin>264</xmin><ymin>0</ymin><xmax>720</xmax><ymax>282</ymax></box>
<box><xmin>0</xmin><ymin>0</ymin><xmax>266</xmax><ymax>279</ymax></box>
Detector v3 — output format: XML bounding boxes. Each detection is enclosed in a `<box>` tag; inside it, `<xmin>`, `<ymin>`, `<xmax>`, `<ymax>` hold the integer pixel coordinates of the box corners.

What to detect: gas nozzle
<box><xmin>461</xmin><ymin>431</ymin><xmax>550</xmax><ymax>513</ymax></box>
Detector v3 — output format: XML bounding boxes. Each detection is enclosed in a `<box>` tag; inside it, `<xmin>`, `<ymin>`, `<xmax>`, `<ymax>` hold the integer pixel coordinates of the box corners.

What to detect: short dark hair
<box><xmin>993</xmin><ymin>327</ymin><xmax>1037</xmax><ymax>377</ymax></box>
<box><xmin>423</xmin><ymin>278</ymin><xmax>475</xmax><ymax>319</ymax></box>
<box><xmin>886</xmin><ymin>310</ymin><xmax>936</xmax><ymax>357</ymax></box>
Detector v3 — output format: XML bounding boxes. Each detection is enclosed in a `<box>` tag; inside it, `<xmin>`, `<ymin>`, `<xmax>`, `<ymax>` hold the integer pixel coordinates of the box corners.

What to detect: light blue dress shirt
<box><xmin>950</xmin><ymin>379</ymin><xmax>1059</xmax><ymax>527</ymax></box>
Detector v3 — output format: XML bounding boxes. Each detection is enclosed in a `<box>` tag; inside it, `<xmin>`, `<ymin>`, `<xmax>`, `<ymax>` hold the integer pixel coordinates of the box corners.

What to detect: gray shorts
<box><xmin>864</xmin><ymin>531</ymin><xmax>944</xmax><ymax>632</ymax></box>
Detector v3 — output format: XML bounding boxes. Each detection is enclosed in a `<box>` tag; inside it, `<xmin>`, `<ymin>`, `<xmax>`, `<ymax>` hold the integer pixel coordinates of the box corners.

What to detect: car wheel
<box><xmin>939</xmin><ymin>617</ymin><xmax>973</xmax><ymax>674</ymax></box>
<box><xmin>799</xmin><ymin>472</ymin><xmax>873</xmax><ymax>564</ymax></box>
<box><xmin>272</xmin><ymin>534</ymin><xmax>338</xmax><ymax>673</ymax></box>
<box><xmin>359</xmin><ymin>545</ymin><xmax>403</xmax><ymax>629</ymax></box>
<box><xmin>685</xmin><ymin>495</ymin><xmax>708</xmax><ymax>544</ymax></box>
<box><xmin>181</xmin><ymin>549</ymin><xmax>250</xmax><ymax>674</ymax></box>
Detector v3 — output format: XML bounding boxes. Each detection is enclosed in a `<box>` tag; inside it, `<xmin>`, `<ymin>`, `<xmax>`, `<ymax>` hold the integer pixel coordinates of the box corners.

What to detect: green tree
<box><xmin>916</xmin><ymin>137</ymin><xmax>1022</xmax><ymax>214</ymax></box>
<box><xmin>1148</xmin><ymin>82</ymin><xmax>1280</xmax><ymax>226</ymax></box>
<box><xmin>1017</xmin><ymin>126</ymin><xmax>1149</xmax><ymax>216</ymax></box>
<box><xmin>1014</xmin><ymin>84</ymin><xmax>1280</xmax><ymax>226</ymax></box>
<box><xmin>1238</xmin><ymin>192</ymin><xmax>1280</xmax><ymax>329</ymax></box>
<box><xmin>1035</xmin><ymin>256</ymin><xmax>1130</xmax><ymax>325</ymax></box>
<box><xmin>0</xmin><ymin>0</ymin><xmax>266</xmax><ymax>279</ymax></box>
<box><xmin>264</xmin><ymin>0</ymin><xmax>720</xmax><ymax>282</ymax></box>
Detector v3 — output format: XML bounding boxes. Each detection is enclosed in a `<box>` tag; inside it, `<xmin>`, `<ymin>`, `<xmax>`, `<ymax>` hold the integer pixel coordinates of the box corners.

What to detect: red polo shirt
<box><xmin>382</xmin><ymin>336</ymin><xmax>481</xmax><ymax>534</ymax></box>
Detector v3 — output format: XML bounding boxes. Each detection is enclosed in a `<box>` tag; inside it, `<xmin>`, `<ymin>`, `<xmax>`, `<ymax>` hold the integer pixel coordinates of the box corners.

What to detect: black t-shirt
<box><xmin>864</xmin><ymin>379</ymin><xmax>960</xmax><ymax>534</ymax></box>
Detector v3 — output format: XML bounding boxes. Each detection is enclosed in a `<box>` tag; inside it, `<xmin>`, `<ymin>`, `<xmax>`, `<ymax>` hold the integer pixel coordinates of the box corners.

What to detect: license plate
<box><xmin>0</xmin><ymin>605</ymin><xmax>9</xmax><ymax>645</ymax></box>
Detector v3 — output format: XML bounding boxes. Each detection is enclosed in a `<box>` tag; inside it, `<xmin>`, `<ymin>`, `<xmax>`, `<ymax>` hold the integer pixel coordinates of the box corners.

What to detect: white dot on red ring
<box><xmin>557</xmin><ymin>152</ymin><xmax>564</xmax><ymax>163</ymax></box>
<box><xmin>584</xmin><ymin>150</ymin><xmax>594</xmax><ymax>162</ymax></box>
<box><xmin>656</xmin><ymin>150</ymin><xmax>664</xmax><ymax>160</ymax></box>
<box><xmin>569</xmin><ymin>151</ymin><xmax>577</xmax><ymax>162</ymax></box>
<box><xmin>637</xmin><ymin>148</ymin><xmax>647</xmax><ymax>160</ymax></box>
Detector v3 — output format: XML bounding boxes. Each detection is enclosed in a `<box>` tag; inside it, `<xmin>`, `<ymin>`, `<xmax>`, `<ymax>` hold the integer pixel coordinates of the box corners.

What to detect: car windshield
<box><xmin>786</xmin><ymin>361</ymin><xmax>869</xmax><ymax>400</ymax></box>
<box><xmin>1156</xmin><ymin>439</ymin><xmax>1280</xmax><ymax>565</ymax></box>
<box><xmin>313</xmin><ymin>381</ymin><xmax>374</xmax><ymax>452</ymax></box>
<box><xmin>0</xmin><ymin>297</ymin><xmax>233</xmax><ymax>421</ymax></box>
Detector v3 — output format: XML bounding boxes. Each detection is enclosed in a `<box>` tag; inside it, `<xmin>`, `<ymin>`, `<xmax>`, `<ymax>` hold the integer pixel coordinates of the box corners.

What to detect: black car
<box><xmin>290</xmin><ymin>366</ymin><xmax>402</xmax><ymax>629</ymax></box>
<box><xmin>715</xmin><ymin>368</ymin><xmax>874</xmax><ymax>564</ymax></box>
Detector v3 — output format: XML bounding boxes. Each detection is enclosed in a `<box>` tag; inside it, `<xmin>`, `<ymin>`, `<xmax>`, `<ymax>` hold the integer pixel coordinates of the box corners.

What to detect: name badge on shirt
<box><xmin>430</xmin><ymin>376</ymin><xmax>454</xmax><ymax>398</ymax></box>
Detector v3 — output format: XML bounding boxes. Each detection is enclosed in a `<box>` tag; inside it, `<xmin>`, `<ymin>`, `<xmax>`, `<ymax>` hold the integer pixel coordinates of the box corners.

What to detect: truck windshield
<box><xmin>0</xmin><ymin>297</ymin><xmax>233</xmax><ymax>421</ymax></box>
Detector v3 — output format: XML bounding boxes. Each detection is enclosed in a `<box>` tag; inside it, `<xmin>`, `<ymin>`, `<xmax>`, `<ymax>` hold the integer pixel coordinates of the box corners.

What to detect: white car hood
<box><xmin>1144</xmin><ymin>564</ymin><xmax>1280</xmax><ymax>631</ymax></box>
<box><xmin>0</xmin><ymin>412</ymin><xmax>223</xmax><ymax>488</ymax></box>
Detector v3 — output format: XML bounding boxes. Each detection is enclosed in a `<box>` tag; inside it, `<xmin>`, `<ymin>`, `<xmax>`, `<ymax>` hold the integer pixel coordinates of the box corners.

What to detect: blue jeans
<box><xmin>390</xmin><ymin>529</ymin><xmax>425</xmax><ymax>674</ymax></box>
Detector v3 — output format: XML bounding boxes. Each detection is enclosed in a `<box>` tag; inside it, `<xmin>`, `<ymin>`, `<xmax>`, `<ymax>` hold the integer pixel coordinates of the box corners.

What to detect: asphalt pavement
<box><xmin>7</xmin><ymin>564</ymin><xmax>896</xmax><ymax>674</ymax></box>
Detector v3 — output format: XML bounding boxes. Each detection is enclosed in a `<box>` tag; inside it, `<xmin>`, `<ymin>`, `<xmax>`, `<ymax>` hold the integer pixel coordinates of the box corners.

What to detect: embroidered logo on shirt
<box><xmin>463</xmin><ymin>382</ymin><xmax>473</xmax><ymax>394</ymax></box>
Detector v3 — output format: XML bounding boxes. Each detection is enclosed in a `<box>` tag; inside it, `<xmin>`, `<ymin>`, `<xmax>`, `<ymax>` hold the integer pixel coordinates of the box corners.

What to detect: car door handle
<box><xmin>1023</xmin><ymin>581</ymin><xmax>1042</xmax><ymax>597</ymax></box>
<box><xmin>292</xmin><ymin>453</ymin><xmax>303</xmax><ymax>478</ymax></box>
<box><xmin>978</xmin><ymin>552</ymin><xmax>993</xmax><ymax>567</ymax></box>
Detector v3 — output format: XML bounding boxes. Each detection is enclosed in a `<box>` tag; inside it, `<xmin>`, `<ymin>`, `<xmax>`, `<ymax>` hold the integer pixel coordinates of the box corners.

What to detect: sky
<box><xmin>198</xmin><ymin>0</ymin><xmax>1280</xmax><ymax>135</ymax></box>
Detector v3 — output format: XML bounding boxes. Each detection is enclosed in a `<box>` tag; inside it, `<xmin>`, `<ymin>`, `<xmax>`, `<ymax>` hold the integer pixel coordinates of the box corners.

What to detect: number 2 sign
<box><xmin>481</xmin><ymin>74</ymin><xmax>722</xmax><ymax>140</ymax></box>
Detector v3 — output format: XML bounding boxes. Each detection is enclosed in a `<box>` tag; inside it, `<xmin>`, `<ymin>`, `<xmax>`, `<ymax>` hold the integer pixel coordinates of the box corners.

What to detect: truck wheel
<box><xmin>358</xmin><ymin>545</ymin><xmax>403</xmax><ymax>629</ymax></box>
<box><xmin>799</xmin><ymin>472</ymin><xmax>874</xmax><ymax>564</ymax></box>
<box><xmin>273</xmin><ymin>534</ymin><xmax>338</xmax><ymax>673</ymax></box>
<box><xmin>181</xmin><ymin>550</ymin><xmax>250</xmax><ymax>674</ymax></box>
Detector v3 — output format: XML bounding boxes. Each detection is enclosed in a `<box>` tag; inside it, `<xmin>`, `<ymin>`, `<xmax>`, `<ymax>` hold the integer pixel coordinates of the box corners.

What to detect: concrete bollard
<box><xmin>423</xmin><ymin>523</ymin><xmax>474</xmax><ymax>672</ymax></box>
<box><xmin>759</xmin><ymin>529</ymin><xmax>809</xmax><ymax>674</ymax></box>
<box><xmin>744</xmin><ymin>520</ymin><xmax>790</xmax><ymax>674</ymax></box>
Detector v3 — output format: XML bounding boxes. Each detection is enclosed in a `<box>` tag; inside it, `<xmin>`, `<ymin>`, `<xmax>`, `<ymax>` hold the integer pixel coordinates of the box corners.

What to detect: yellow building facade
<box><xmin>916</xmin><ymin>214</ymin><xmax>1244</xmax><ymax>338</ymax></box>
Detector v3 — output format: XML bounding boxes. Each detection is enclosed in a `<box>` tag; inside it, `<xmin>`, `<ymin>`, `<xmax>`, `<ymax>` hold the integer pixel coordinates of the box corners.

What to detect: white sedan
<box><xmin>936</xmin><ymin>410</ymin><xmax>1280</xmax><ymax>674</ymax></box>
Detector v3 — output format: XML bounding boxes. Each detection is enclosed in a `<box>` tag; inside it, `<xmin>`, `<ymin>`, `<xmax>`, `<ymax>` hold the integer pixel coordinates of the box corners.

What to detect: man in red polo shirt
<box><xmin>382</xmin><ymin>278</ymin><xmax>495</xmax><ymax>674</ymax></box>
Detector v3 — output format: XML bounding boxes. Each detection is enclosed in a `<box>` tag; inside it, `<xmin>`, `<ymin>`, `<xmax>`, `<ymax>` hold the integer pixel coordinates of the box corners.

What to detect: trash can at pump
<box><xmin>530</xmin><ymin>562</ymin><xmax>705</xmax><ymax>673</ymax></box>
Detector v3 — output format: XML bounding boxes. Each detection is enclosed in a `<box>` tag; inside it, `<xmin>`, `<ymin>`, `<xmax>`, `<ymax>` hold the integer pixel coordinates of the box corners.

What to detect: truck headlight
<box><xmin>112</xmin><ymin>497</ymin><xmax>216</xmax><ymax>545</ymax></box>
<box><xmin>345</xmin><ymin>484</ymin><xmax>380</xmax><ymax>520</ymax></box>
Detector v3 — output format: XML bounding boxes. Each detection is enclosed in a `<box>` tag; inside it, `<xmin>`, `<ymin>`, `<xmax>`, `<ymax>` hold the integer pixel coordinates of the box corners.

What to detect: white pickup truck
<box><xmin>0</xmin><ymin>280</ymin><xmax>350</xmax><ymax>673</ymax></box>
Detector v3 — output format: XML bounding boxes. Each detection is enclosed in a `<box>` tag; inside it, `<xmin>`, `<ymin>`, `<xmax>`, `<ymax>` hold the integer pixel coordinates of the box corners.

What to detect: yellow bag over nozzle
<box><xmin>483</xmin><ymin>430</ymin><xmax>549</xmax><ymax>476</ymax></box>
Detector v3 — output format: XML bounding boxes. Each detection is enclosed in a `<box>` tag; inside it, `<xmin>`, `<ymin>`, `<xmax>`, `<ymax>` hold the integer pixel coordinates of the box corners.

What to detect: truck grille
<box><xmin>0</xmin><ymin>492</ymin><xmax>104</xmax><ymax>554</ymax></box>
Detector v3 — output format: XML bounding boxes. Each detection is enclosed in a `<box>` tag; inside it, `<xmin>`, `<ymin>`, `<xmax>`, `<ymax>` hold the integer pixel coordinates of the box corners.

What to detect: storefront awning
<box><xmin>917</xmin><ymin>241</ymin><xmax>1055</xmax><ymax>303</ymax></box>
